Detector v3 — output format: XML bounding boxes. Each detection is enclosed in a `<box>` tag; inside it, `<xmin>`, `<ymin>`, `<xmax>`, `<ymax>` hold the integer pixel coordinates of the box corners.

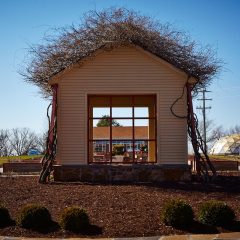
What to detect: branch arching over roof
<box><xmin>21</xmin><ymin>7</ymin><xmax>221</xmax><ymax>98</ymax></box>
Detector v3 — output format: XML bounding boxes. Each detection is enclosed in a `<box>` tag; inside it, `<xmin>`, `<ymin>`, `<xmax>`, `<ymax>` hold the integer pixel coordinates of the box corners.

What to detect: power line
<box><xmin>196</xmin><ymin>88</ymin><xmax>212</xmax><ymax>152</ymax></box>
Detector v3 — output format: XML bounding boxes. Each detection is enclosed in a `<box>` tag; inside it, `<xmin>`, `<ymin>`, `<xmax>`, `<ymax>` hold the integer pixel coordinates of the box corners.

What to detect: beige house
<box><xmin>50</xmin><ymin>44</ymin><xmax>193</xmax><ymax>182</ymax></box>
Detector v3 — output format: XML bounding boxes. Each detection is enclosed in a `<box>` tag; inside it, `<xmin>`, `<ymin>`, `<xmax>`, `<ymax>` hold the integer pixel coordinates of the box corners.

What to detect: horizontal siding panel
<box><xmin>61</xmin><ymin>80</ymin><xmax>181</xmax><ymax>84</ymax></box>
<box><xmin>159</xmin><ymin>127</ymin><xmax>187</xmax><ymax>131</ymax></box>
<box><xmin>159</xmin><ymin>139</ymin><xmax>187</xmax><ymax>143</ymax></box>
<box><xmin>61</xmin><ymin>155</ymin><xmax>85</xmax><ymax>158</ymax></box>
<box><xmin>60</xmin><ymin>156</ymin><xmax>85</xmax><ymax>159</ymax></box>
<box><xmin>161</xmin><ymin>147</ymin><xmax>187</xmax><ymax>151</ymax></box>
<box><xmin>59</xmin><ymin>135</ymin><xmax>84</xmax><ymax>139</ymax></box>
<box><xmin>161</xmin><ymin>156</ymin><xmax>187</xmax><ymax>160</ymax></box>
<box><xmin>160</xmin><ymin>161</ymin><xmax>188</xmax><ymax>164</ymax></box>
<box><xmin>63</xmin><ymin>75</ymin><xmax>177</xmax><ymax>80</ymax></box>
<box><xmin>60</xmin><ymin>128</ymin><xmax>85</xmax><ymax>132</ymax></box>
<box><xmin>61</xmin><ymin>152</ymin><xmax>85</xmax><ymax>155</ymax></box>
<box><xmin>160</xmin><ymin>145</ymin><xmax>187</xmax><ymax>149</ymax></box>
<box><xmin>160</xmin><ymin>157</ymin><xmax>187</xmax><ymax>160</ymax></box>
<box><xmin>63</xmin><ymin>78</ymin><xmax>177</xmax><ymax>83</ymax></box>
<box><xmin>60</xmin><ymin>157</ymin><xmax>85</xmax><ymax>160</ymax></box>
<box><xmin>60</xmin><ymin>88</ymin><xmax>182</xmax><ymax>92</ymax></box>
<box><xmin>60</xmin><ymin>161</ymin><xmax>87</xmax><ymax>164</ymax></box>
<box><xmin>60</xmin><ymin>87</ymin><xmax>183</xmax><ymax>91</ymax></box>
<box><xmin>60</xmin><ymin>114</ymin><xmax>84</xmax><ymax>117</ymax></box>
<box><xmin>60</xmin><ymin>91</ymin><xmax>182</xmax><ymax>94</ymax></box>
<box><xmin>58</xmin><ymin>137</ymin><xmax>83</xmax><ymax>141</ymax></box>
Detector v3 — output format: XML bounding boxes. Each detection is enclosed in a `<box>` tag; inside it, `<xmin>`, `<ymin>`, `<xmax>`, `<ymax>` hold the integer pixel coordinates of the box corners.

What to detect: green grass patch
<box><xmin>0</xmin><ymin>155</ymin><xmax>43</xmax><ymax>166</ymax></box>
<box><xmin>209</xmin><ymin>154</ymin><xmax>240</xmax><ymax>162</ymax></box>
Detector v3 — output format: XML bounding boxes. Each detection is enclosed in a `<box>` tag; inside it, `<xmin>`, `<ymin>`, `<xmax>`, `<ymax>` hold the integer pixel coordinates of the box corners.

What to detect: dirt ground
<box><xmin>0</xmin><ymin>176</ymin><xmax>239</xmax><ymax>237</ymax></box>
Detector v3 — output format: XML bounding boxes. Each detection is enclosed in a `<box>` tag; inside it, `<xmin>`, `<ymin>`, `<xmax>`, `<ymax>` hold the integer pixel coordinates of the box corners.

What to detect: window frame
<box><xmin>88</xmin><ymin>95</ymin><xmax>157</xmax><ymax>164</ymax></box>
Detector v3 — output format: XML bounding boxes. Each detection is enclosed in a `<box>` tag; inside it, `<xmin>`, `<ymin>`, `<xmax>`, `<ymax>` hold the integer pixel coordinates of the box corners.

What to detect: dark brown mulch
<box><xmin>0</xmin><ymin>176</ymin><xmax>239</xmax><ymax>237</ymax></box>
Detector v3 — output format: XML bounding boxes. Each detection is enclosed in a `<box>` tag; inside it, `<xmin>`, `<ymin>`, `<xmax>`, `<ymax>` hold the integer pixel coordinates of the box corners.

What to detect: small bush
<box><xmin>162</xmin><ymin>199</ymin><xmax>194</xmax><ymax>228</ymax></box>
<box><xmin>198</xmin><ymin>200</ymin><xmax>235</xmax><ymax>226</ymax></box>
<box><xmin>60</xmin><ymin>207</ymin><xmax>90</xmax><ymax>233</ymax></box>
<box><xmin>0</xmin><ymin>206</ymin><xmax>12</xmax><ymax>228</ymax></box>
<box><xmin>17</xmin><ymin>204</ymin><xmax>52</xmax><ymax>230</ymax></box>
<box><xmin>112</xmin><ymin>144</ymin><xmax>125</xmax><ymax>155</ymax></box>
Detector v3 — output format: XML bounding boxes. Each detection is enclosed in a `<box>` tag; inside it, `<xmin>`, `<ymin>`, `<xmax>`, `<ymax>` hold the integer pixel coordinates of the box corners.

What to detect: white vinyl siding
<box><xmin>56</xmin><ymin>46</ymin><xmax>188</xmax><ymax>165</ymax></box>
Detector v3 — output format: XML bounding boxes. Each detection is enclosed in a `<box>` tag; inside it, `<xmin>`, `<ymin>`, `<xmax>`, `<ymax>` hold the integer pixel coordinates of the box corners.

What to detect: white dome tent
<box><xmin>210</xmin><ymin>134</ymin><xmax>240</xmax><ymax>155</ymax></box>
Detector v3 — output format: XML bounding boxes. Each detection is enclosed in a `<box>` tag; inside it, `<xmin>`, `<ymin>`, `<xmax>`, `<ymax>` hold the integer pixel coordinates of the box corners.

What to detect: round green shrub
<box><xmin>17</xmin><ymin>204</ymin><xmax>52</xmax><ymax>230</ymax></box>
<box><xmin>0</xmin><ymin>206</ymin><xmax>12</xmax><ymax>228</ymax></box>
<box><xmin>198</xmin><ymin>200</ymin><xmax>235</xmax><ymax>226</ymax></box>
<box><xmin>162</xmin><ymin>199</ymin><xmax>194</xmax><ymax>228</ymax></box>
<box><xmin>60</xmin><ymin>207</ymin><xmax>90</xmax><ymax>233</ymax></box>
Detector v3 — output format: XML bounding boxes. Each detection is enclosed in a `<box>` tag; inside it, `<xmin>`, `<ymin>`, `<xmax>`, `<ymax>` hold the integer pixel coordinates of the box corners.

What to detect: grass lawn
<box><xmin>0</xmin><ymin>155</ymin><xmax>43</xmax><ymax>166</ymax></box>
<box><xmin>209</xmin><ymin>154</ymin><xmax>240</xmax><ymax>162</ymax></box>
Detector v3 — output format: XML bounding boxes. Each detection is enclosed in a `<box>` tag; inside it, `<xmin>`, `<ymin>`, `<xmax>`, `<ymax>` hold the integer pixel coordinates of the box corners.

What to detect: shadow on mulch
<box><xmin>84</xmin><ymin>224</ymin><xmax>103</xmax><ymax>235</ymax></box>
<box><xmin>141</xmin><ymin>176</ymin><xmax>240</xmax><ymax>194</ymax></box>
<box><xmin>0</xmin><ymin>220</ymin><xmax>61</xmax><ymax>234</ymax></box>
<box><xmin>187</xmin><ymin>221</ymin><xmax>219</xmax><ymax>234</ymax></box>
<box><xmin>222</xmin><ymin>221</ymin><xmax>240</xmax><ymax>232</ymax></box>
<box><xmin>25</xmin><ymin>222</ymin><xmax>102</xmax><ymax>235</ymax></box>
<box><xmin>64</xmin><ymin>224</ymin><xmax>103</xmax><ymax>236</ymax></box>
<box><xmin>51</xmin><ymin>175</ymin><xmax>240</xmax><ymax>194</ymax></box>
<box><xmin>32</xmin><ymin>221</ymin><xmax>60</xmax><ymax>234</ymax></box>
<box><xmin>0</xmin><ymin>220</ymin><xmax>102</xmax><ymax>236</ymax></box>
<box><xmin>0</xmin><ymin>219</ymin><xmax>16</xmax><ymax>229</ymax></box>
<box><xmin>172</xmin><ymin>220</ymin><xmax>240</xmax><ymax>235</ymax></box>
<box><xmin>164</xmin><ymin>221</ymin><xmax>218</xmax><ymax>234</ymax></box>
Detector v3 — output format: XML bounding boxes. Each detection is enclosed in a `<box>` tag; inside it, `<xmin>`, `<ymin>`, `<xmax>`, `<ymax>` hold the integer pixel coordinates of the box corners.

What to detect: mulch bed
<box><xmin>0</xmin><ymin>176</ymin><xmax>240</xmax><ymax>237</ymax></box>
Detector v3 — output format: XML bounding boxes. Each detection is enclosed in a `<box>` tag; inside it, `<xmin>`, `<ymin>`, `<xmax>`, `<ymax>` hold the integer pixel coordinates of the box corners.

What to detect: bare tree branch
<box><xmin>196</xmin><ymin>119</ymin><xmax>225</xmax><ymax>148</ymax></box>
<box><xmin>35</xmin><ymin>131</ymin><xmax>48</xmax><ymax>154</ymax></box>
<box><xmin>9</xmin><ymin>128</ymin><xmax>37</xmax><ymax>156</ymax></box>
<box><xmin>227</xmin><ymin>125</ymin><xmax>240</xmax><ymax>135</ymax></box>
<box><xmin>20</xmin><ymin>7</ymin><xmax>221</xmax><ymax>98</ymax></box>
<box><xmin>0</xmin><ymin>130</ymin><xmax>12</xmax><ymax>157</ymax></box>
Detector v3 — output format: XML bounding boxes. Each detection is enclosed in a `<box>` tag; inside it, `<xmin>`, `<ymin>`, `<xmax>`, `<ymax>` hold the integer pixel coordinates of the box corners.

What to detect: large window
<box><xmin>88</xmin><ymin>95</ymin><xmax>157</xmax><ymax>163</ymax></box>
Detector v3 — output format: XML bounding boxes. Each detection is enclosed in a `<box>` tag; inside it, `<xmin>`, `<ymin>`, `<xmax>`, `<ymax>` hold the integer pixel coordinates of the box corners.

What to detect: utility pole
<box><xmin>196</xmin><ymin>88</ymin><xmax>212</xmax><ymax>153</ymax></box>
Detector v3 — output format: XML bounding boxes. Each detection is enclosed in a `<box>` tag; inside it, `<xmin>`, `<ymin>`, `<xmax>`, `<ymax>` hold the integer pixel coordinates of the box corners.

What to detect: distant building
<box><xmin>210</xmin><ymin>134</ymin><xmax>240</xmax><ymax>155</ymax></box>
<box><xmin>92</xmin><ymin>126</ymin><xmax>148</xmax><ymax>157</ymax></box>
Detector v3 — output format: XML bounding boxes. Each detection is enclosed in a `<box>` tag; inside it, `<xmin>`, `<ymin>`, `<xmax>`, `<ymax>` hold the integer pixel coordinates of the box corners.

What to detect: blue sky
<box><xmin>0</xmin><ymin>0</ymin><xmax>239</xmax><ymax>134</ymax></box>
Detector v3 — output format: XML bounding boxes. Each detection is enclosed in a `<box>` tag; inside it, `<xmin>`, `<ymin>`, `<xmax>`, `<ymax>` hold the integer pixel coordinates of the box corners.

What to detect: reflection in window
<box><xmin>112</xmin><ymin>107</ymin><xmax>132</xmax><ymax>118</ymax></box>
<box><xmin>93</xmin><ymin>107</ymin><xmax>110</xmax><ymax>118</ymax></box>
<box><xmin>134</xmin><ymin>107</ymin><xmax>148</xmax><ymax>118</ymax></box>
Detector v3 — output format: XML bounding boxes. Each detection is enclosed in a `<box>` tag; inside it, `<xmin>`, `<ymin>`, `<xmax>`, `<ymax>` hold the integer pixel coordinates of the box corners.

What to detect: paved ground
<box><xmin>0</xmin><ymin>232</ymin><xmax>240</xmax><ymax>240</ymax></box>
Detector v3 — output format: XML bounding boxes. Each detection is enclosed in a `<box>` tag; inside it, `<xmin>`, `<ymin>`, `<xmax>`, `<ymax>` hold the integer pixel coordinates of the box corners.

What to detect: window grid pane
<box><xmin>88</xmin><ymin>96</ymin><xmax>156</xmax><ymax>163</ymax></box>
